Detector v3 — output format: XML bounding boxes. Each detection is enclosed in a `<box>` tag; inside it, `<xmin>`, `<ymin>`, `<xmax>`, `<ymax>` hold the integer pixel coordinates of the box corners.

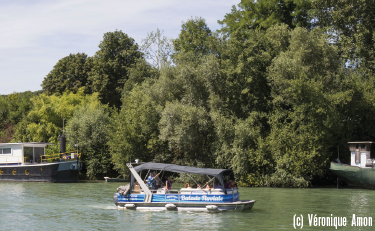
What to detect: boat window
<box><xmin>24</xmin><ymin>147</ymin><xmax>33</xmax><ymax>163</ymax></box>
<box><xmin>34</xmin><ymin>147</ymin><xmax>44</xmax><ymax>162</ymax></box>
<box><xmin>0</xmin><ymin>148</ymin><xmax>11</xmax><ymax>154</ymax></box>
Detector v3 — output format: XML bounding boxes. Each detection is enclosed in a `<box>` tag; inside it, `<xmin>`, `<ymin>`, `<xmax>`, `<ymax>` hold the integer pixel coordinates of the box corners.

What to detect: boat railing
<box><xmin>41</xmin><ymin>150</ymin><xmax>81</xmax><ymax>163</ymax></box>
<box><xmin>0</xmin><ymin>156</ymin><xmax>23</xmax><ymax>166</ymax></box>
<box><xmin>131</xmin><ymin>187</ymin><xmax>228</xmax><ymax>195</ymax></box>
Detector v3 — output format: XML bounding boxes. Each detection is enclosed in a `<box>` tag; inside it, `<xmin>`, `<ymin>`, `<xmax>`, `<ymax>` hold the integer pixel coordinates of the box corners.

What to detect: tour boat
<box><xmin>113</xmin><ymin>162</ymin><xmax>256</xmax><ymax>212</ymax></box>
<box><xmin>330</xmin><ymin>141</ymin><xmax>375</xmax><ymax>188</ymax></box>
<box><xmin>0</xmin><ymin>135</ymin><xmax>81</xmax><ymax>182</ymax></box>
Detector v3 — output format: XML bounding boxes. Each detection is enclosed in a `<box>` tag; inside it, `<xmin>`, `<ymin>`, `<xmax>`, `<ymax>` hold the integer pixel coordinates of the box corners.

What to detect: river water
<box><xmin>1</xmin><ymin>181</ymin><xmax>374</xmax><ymax>230</ymax></box>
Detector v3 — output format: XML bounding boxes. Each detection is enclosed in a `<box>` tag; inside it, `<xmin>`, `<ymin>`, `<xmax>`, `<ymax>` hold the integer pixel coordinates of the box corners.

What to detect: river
<box><xmin>0</xmin><ymin>181</ymin><xmax>374</xmax><ymax>230</ymax></box>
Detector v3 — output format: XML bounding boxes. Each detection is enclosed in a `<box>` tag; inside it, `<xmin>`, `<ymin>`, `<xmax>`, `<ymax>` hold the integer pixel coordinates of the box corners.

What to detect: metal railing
<box><xmin>0</xmin><ymin>150</ymin><xmax>81</xmax><ymax>165</ymax></box>
<box><xmin>41</xmin><ymin>150</ymin><xmax>81</xmax><ymax>163</ymax></box>
<box><xmin>0</xmin><ymin>156</ymin><xmax>23</xmax><ymax>165</ymax></box>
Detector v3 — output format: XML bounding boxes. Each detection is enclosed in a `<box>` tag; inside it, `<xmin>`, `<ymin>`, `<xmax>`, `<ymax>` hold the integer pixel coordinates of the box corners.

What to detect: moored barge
<box><xmin>330</xmin><ymin>141</ymin><xmax>375</xmax><ymax>188</ymax></box>
<box><xmin>0</xmin><ymin>136</ymin><xmax>81</xmax><ymax>182</ymax></box>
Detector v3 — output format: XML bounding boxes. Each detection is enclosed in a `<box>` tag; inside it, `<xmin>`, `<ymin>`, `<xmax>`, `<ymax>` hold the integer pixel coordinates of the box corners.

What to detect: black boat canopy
<box><xmin>130</xmin><ymin>162</ymin><xmax>235</xmax><ymax>194</ymax></box>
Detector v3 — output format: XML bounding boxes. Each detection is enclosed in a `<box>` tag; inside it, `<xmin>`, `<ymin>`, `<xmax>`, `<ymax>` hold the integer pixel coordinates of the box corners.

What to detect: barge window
<box><xmin>24</xmin><ymin>147</ymin><xmax>33</xmax><ymax>162</ymax></box>
<box><xmin>34</xmin><ymin>147</ymin><xmax>44</xmax><ymax>162</ymax></box>
<box><xmin>0</xmin><ymin>148</ymin><xmax>11</xmax><ymax>154</ymax></box>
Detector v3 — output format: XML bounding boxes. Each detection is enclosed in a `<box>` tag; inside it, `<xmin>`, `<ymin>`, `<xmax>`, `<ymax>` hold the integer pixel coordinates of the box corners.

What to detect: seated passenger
<box><xmin>232</xmin><ymin>180</ymin><xmax>238</xmax><ymax>188</ymax></box>
<box><xmin>205</xmin><ymin>182</ymin><xmax>211</xmax><ymax>190</ymax></box>
<box><xmin>196</xmin><ymin>183</ymin><xmax>210</xmax><ymax>193</ymax></box>
<box><xmin>225</xmin><ymin>180</ymin><xmax>232</xmax><ymax>189</ymax></box>
<box><xmin>214</xmin><ymin>182</ymin><xmax>222</xmax><ymax>189</ymax></box>
<box><xmin>185</xmin><ymin>183</ymin><xmax>192</xmax><ymax>189</ymax></box>
<box><xmin>165</xmin><ymin>177</ymin><xmax>172</xmax><ymax>190</ymax></box>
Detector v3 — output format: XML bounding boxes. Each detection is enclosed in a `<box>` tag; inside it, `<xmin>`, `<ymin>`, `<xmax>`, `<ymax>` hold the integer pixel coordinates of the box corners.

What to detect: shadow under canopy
<box><xmin>131</xmin><ymin>162</ymin><xmax>235</xmax><ymax>194</ymax></box>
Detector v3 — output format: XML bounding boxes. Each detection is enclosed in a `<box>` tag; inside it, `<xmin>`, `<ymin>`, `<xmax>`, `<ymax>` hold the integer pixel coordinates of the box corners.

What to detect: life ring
<box><xmin>62</xmin><ymin>155</ymin><xmax>67</xmax><ymax>160</ymax></box>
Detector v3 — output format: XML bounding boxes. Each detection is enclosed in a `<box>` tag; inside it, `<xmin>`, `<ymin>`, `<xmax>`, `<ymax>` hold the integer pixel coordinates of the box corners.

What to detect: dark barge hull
<box><xmin>0</xmin><ymin>161</ymin><xmax>79</xmax><ymax>183</ymax></box>
<box><xmin>330</xmin><ymin>162</ymin><xmax>375</xmax><ymax>188</ymax></box>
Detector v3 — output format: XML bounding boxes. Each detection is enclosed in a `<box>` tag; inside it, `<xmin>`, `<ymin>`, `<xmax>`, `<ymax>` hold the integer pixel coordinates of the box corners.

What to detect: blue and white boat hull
<box><xmin>114</xmin><ymin>191</ymin><xmax>255</xmax><ymax>212</ymax></box>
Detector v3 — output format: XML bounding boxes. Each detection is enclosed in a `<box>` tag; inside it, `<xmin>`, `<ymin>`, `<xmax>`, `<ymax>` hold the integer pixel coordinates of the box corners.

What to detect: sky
<box><xmin>0</xmin><ymin>0</ymin><xmax>239</xmax><ymax>95</ymax></box>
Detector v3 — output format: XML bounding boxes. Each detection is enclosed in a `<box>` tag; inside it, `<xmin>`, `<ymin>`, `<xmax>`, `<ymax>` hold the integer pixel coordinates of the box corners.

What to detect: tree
<box><xmin>0</xmin><ymin>91</ymin><xmax>40</xmax><ymax>142</ymax></box>
<box><xmin>123</xmin><ymin>58</ymin><xmax>159</xmax><ymax>95</ymax></box>
<box><xmin>219</xmin><ymin>0</ymin><xmax>313</xmax><ymax>36</ymax></box>
<box><xmin>173</xmin><ymin>17</ymin><xmax>214</xmax><ymax>63</ymax></box>
<box><xmin>216</xmin><ymin>24</ymin><xmax>290</xmax><ymax>120</ymax></box>
<box><xmin>159</xmin><ymin>101</ymin><xmax>211</xmax><ymax>161</ymax></box>
<box><xmin>12</xmin><ymin>88</ymin><xmax>96</xmax><ymax>143</ymax></box>
<box><xmin>65</xmin><ymin>103</ymin><xmax>112</xmax><ymax>179</ymax></box>
<box><xmin>42</xmin><ymin>53</ymin><xmax>92</xmax><ymax>95</ymax></box>
<box><xmin>266</xmin><ymin>27</ymin><xmax>341</xmax><ymax>185</ymax></box>
<box><xmin>313</xmin><ymin>0</ymin><xmax>375</xmax><ymax>72</ymax></box>
<box><xmin>89</xmin><ymin>30</ymin><xmax>142</xmax><ymax>108</ymax></box>
<box><xmin>109</xmin><ymin>82</ymin><xmax>166</xmax><ymax>177</ymax></box>
<box><xmin>141</xmin><ymin>28</ymin><xmax>174</xmax><ymax>69</ymax></box>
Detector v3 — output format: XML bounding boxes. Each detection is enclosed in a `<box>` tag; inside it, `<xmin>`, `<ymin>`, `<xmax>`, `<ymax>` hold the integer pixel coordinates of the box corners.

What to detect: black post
<box><xmin>59</xmin><ymin>135</ymin><xmax>66</xmax><ymax>154</ymax></box>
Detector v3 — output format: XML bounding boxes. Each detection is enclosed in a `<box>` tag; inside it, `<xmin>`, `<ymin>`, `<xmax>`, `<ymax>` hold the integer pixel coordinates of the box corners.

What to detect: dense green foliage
<box><xmin>0</xmin><ymin>91</ymin><xmax>41</xmax><ymax>142</ymax></box>
<box><xmin>12</xmin><ymin>89</ymin><xmax>100</xmax><ymax>143</ymax></box>
<box><xmin>3</xmin><ymin>0</ymin><xmax>375</xmax><ymax>185</ymax></box>
<box><xmin>89</xmin><ymin>31</ymin><xmax>142</xmax><ymax>108</ymax></box>
<box><xmin>65</xmin><ymin>99</ymin><xmax>112</xmax><ymax>179</ymax></box>
<box><xmin>219</xmin><ymin>0</ymin><xmax>313</xmax><ymax>35</ymax></box>
<box><xmin>42</xmin><ymin>53</ymin><xmax>92</xmax><ymax>95</ymax></box>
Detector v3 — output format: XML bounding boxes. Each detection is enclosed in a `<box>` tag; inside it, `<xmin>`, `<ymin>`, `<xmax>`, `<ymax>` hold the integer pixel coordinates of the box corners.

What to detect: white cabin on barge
<box><xmin>0</xmin><ymin>142</ymin><xmax>52</xmax><ymax>166</ymax></box>
<box><xmin>348</xmin><ymin>141</ymin><xmax>375</xmax><ymax>167</ymax></box>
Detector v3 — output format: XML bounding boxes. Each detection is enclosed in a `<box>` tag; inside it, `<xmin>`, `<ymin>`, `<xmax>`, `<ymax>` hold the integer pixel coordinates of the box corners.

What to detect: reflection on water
<box><xmin>349</xmin><ymin>192</ymin><xmax>371</xmax><ymax>215</ymax></box>
<box><xmin>1</xmin><ymin>182</ymin><xmax>375</xmax><ymax>230</ymax></box>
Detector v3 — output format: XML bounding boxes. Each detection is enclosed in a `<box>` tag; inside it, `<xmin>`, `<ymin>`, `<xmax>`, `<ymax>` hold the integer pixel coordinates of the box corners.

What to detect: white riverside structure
<box><xmin>113</xmin><ymin>162</ymin><xmax>256</xmax><ymax>212</ymax></box>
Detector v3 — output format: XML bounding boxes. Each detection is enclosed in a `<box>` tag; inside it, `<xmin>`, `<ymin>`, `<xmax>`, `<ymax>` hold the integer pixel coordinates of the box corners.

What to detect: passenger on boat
<box><xmin>146</xmin><ymin>172</ymin><xmax>161</xmax><ymax>189</ymax></box>
<box><xmin>232</xmin><ymin>180</ymin><xmax>238</xmax><ymax>188</ymax></box>
<box><xmin>156</xmin><ymin>182</ymin><xmax>161</xmax><ymax>188</ymax></box>
<box><xmin>205</xmin><ymin>182</ymin><xmax>211</xmax><ymax>190</ymax></box>
<box><xmin>214</xmin><ymin>181</ymin><xmax>222</xmax><ymax>189</ymax></box>
<box><xmin>225</xmin><ymin>180</ymin><xmax>232</xmax><ymax>189</ymax></box>
<box><xmin>185</xmin><ymin>183</ymin><xmax>192</xmax><ymax>189</ymax></box>
<box><xmin>165</xmin><ymin>177</ymin><xmax>172</xmax><ymax>190</ymax></box>
<box><xmin>196</xmin><ymin>183</ymin><xmax>210</xmax><ymax>192</ymax></box>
